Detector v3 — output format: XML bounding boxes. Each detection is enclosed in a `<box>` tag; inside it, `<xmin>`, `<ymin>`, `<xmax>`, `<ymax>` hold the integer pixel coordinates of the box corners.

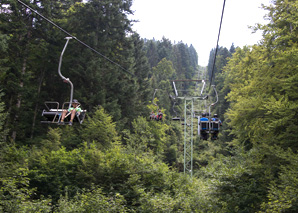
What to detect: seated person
<box><xmin>150</xmin><ymin>111</ymin><xmax>156</xmax><ymax>120</ymax></box>
<box><xmin>211</xmin><ymin>114</ymin><xmax>222</xmax><ymax>128</ymax></box>
<box><xmin>200</xmin><ymin>113</ymin><xmax>209</xmax><ymax>129</ymax></box>
<box><xmin>156</xmin><ymin>109</ymin><xmax>163</xmax><ymax>121</ymax></box>
<box><xmin>212</xmin><ymin>114</ymin><xmax>222</xmax><ymax>124</ymax></box>
<box><xmin>200</xmin><ymin>113</ymin><xmax>209</xmax><ymax>140</ymax></box>
<box><xmin>59</xmin><ymin>99</ymin><xmax>82</xmax><ymax>126</ymax></box>
<box><xmin>211</xmin><ymin>114</ymin><xmax>222</xmax><ymax>140</ymax></box>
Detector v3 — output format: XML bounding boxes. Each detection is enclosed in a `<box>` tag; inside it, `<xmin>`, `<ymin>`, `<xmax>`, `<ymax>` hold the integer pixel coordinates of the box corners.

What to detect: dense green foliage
<box><xmin>1</xmin><ymin>0</ymin><xmax>298</xmax><ymax>212</ymax></box>
<box><xmin>203</xmin><ymin>1</ymin><xmax>298</xmax><ymax>212</ymax></box>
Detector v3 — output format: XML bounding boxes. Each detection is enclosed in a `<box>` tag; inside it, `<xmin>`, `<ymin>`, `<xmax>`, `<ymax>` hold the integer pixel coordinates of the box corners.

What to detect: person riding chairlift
<box><xmin>59</xmin><ymin>99</ymin><xmax>82</xmax><ymax>126</ymax></box>
<box><xmin>150</xmin><ymin>111</ymin><xmax>156</xmax><ymax>120</ymax></box>
<box><xmin>156</xmin><ymin>109</ymin><xmax>163</xmax><ymax>121</ymax></box>
<box><xmin>199</xmin><ymin>113</ymin><xmax>209</xmax><ymax>140</ymax></box>
<box><xmin>211</xmin><ymin>114</ymin><xmax>222</xmax><ymax>125</ymax></box>
<box><xmin>200</xmin><ymin>113</ymin><xmax>209</xmax><ymax>124</ymax></box>
<box><xmin>211</xmin><ymin>114</ymin><xmax>222</xmax><ymax>140</ymax></box>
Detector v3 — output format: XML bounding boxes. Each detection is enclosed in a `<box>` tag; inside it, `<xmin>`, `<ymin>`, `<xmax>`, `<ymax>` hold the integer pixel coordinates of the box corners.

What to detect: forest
<box><xmin>1</xmin><ymin>0</ymin><xmax>298</xmax><ymax>212</ymax></box>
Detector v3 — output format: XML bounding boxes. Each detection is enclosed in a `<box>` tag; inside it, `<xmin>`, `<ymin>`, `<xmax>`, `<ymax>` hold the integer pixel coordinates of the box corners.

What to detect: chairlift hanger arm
<box><xmin>201</xmin><ymin>80</ymin><xmax>206</xmax><ymax>96</ymax></box>
<box><xmin>207</xmin><ymin>85</ymin><xmax>218</xmax><ymax>114</ymax></box>
<box><xmin>58</xmin><ymin>37</ymin><xmax>72</xmax><ymax>81</ymax></box>
<box><xmin>172</xmin><ymin>82</ymin><xmax>178</xmax><ymax>97</ymax></box>
<box><xmin>208</xmin><ymin>85</ymin><xmax>219</xmax><ymax>126</ymax></box>
<box><xmin>152</xmin><ymin>89</ymin><xmax>158</xmax><ymax>106</ymax></box>
<box><xmin>211</xmin><ymin>85</ymin><xmax>218</xmax><ymax>106</ymax></box>
<box><xmin>58</xmin><ymin>37</ymin><xmax>74</xmax><ymax>109</ymax></box>
<box><xmin>172</xmin><ymin>79</ymin><xmax>209</xmax><ymax>98</ymax></box>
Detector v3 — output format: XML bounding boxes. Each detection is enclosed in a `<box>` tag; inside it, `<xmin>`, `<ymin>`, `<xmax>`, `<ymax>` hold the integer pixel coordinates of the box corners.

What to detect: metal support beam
<box><xmin>171</xmin><ymin>79</ymin><xmax>210</xmax><ymax>177</ymax></box>
<box><xmin>184</xmin><ymin>98</ymin><xmax>194</xmax><ymax>177</ymax></box>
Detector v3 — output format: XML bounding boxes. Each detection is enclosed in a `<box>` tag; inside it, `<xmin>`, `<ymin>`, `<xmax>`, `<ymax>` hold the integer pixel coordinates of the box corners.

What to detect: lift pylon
<box><xmin>172</xmin><ymin>80</ymin><xmax>208</xmax><ymax>177</ymax></box>
<box><xmin>184</xmin><ymin>98</ymin><xmax>194</xmax><ymax>176</ymax></box>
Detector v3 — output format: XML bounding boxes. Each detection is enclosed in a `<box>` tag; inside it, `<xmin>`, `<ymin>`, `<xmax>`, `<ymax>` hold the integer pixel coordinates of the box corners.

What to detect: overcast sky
<box><xmin>129</xmin><ymin>0</ymin><xmax>271</xmax><ymax>66</ymax></box>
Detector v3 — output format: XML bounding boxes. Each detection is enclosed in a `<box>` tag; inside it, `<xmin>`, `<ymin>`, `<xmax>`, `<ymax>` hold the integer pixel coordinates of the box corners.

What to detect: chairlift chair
<box><xmin>210</xmin><ymin>120</ymin><xmax>220</xmax><ymax>140</ymax></box>
<box><xmin>41</xmin><ymin>101</ymin><xmax>87</xmax><ymax>124</ymax></box>
<box><xmin>41</xmin><ymin>102</ymin><xmax>61</xmax><ymax>124</ymax></box>
<box><xmin>171</xmin><ymin>99</ymin><xmax>183</xmax><ymax>121</ymax></box>
<box><xmin>210</xmin><ymin>121</ymin><xmax>220</xmax><ymax>132</ymax></box>
<box><xmin>199</xmin><ymin>120</ymin><xmax>209</xmax><ymax>140</ymax></box>
<box><xmin>41</xmin><ymin>37</ymin><xmax>87</xmax><ymax>125</ymax></box>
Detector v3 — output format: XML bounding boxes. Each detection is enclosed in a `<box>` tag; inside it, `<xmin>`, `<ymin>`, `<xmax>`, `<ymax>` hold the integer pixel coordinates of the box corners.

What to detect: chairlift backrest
<box><xmin>200</xmin><ymin>121</ymin><xmax>209</xmax><ymax>130</ymax></box>
<box><xmin>210</xmin><ymin>121</ymin><xmax>220</xmax><ymax>131</ymax></box>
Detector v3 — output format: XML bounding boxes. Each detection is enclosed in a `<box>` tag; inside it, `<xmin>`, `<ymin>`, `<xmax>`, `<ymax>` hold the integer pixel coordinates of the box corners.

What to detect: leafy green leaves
<box><xmin>81</xmin><ymin>106</ymin><xmax>119</xmax><ymax>149</ymax></box>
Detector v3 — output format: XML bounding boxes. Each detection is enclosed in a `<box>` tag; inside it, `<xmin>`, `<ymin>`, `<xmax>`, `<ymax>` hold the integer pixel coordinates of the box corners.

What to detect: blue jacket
<box><xmin>211</xmin><ymin>118</ymin><xmax>222</xmax><ymax>130</ymax></box>
<box><xmin>212</xmin><ymin>117</ymin><xmax>222</xmax><ymax>123</ymax></box>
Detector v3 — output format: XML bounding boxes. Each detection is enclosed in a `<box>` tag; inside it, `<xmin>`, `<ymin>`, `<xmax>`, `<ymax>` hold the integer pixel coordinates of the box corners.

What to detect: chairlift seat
<box><xmin>42</xmin><ymin>110</ymin><xmax>62</xmax><ymax>119</ymax></box>
<box><xmin>41</xmin><ymin>101</ymin><xmax>86</xmax><ymax>124</ymax></box>
<box><xmin>200</xmin><ymin>121</ymin><xmax>209</xmax><ymax>131</ymax></box>
<box><xmin>210</xmin><ymin>121</ymin><xmax>220</xmax><ymax>132</ymax></box>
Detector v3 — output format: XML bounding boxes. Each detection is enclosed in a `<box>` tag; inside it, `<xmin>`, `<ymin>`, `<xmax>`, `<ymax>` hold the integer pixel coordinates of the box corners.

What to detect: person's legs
<box><xmin>70</xmin><ymin>110</ymin><xmax>76</xmax><ymax>123</ymax></box>
<box><xmin>60</xmin><ymin>110</ymin><xmax>68</xmax><ymax>122</ymax></box>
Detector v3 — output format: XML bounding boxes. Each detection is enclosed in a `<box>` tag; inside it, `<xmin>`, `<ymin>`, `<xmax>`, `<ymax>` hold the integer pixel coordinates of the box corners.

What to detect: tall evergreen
<box><xmin>6</xmin><ymin>0</ymin><xmax>298</xmax><ymax>212</ymax></box>
<box><xmin>144</xmin><ymin>38</ymin><xmax>198</xmax><ymax>81</ymax></box>
<box><xmin>1</xmin><ymin>0</ymin><xmax>37</xmax><ymax>142</ymax></box>
<box><xmin>157</xmin><ymin>37</ymin><xmax>172</xmax><ymax>61</ymax></box>
<box><xmin>145</xmin><ymin>39</ymin><xmax>159</xmax><ymax>68</ymax></box>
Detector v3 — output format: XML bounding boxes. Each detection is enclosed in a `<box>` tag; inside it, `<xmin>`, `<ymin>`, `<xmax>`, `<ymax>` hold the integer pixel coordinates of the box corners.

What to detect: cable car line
<box><xmin>17</xmin><ymin>0</ymin><xmax>135</xmax><ymax>77</ymax></box>
<box><xmin>209</xmin><ymin>0</ymin><xmax>226</xmax><ymax>89</ymax></box>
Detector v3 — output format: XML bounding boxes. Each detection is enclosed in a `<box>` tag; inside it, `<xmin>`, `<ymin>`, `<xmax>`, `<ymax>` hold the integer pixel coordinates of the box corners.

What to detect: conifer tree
<box><xmin>0</xmin><ymin>32</ymin><xmax>9</xmax><ymax>143</ymax></box>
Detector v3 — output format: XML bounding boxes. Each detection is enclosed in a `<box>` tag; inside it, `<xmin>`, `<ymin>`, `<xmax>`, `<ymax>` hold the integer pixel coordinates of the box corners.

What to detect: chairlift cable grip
<box><xmin>212</xmin><ymin>85</ymin><xmax>218</xmax><ymax>105</ymax></box>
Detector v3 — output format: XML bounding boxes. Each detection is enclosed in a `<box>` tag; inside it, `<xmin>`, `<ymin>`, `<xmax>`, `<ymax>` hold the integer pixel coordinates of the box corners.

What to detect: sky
<box><xmin>129</xmin><ymin>0</ymin><xmax>271</xmax><ymax>66</ymax></box>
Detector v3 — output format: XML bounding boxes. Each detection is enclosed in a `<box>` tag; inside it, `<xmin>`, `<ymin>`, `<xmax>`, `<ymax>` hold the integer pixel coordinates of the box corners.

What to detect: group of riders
<box><xmin>148</xmin><ymin>109</ymin><xmax>222</xmax><ymax>140</ymax></box>
<box><xmin>53</xmin><ymin>100</ymin><xmax>221</xmax><ymax>141</ymax></box>
<box><xmin>59</xmin><ymin>100</ymin><xmax>222</xmax><ymax>141</ymax></box>
<box><xmin>150</xmin><ymin>109</ymin><xmax>163</xmax><ymax>121</ymax></box>
<box><xmin>60</xmin><ymin>101</ymin><xmax>222</xmax><ymax>141</ymax></box>
<box><xmin>200</xmin><ymin>112</ymin><xmax>222</xmax><ymax>140</ymax></box>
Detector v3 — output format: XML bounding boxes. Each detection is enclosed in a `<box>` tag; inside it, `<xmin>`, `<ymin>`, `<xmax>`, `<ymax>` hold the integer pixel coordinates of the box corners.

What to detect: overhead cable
<box><xmin>209</xmin><ymin>0</ymin><xmax>226</xmax><ymax>88</ymax></box>
<box><xmin>17</xmin><ymin>0</ymin><xmax>135</xmax><ymax>77</ymax></box>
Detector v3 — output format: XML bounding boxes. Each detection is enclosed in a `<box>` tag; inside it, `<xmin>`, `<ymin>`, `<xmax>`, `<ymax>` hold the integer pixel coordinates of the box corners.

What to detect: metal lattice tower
<box><xmin>172</xmin><ymin>80</ymin><xmax>208</xmax><ymax>177</ymax></box>
<box><xmin>184</xmin><ymin>98</ymin><xmax>194</xmax><ymax>176</ymax></box>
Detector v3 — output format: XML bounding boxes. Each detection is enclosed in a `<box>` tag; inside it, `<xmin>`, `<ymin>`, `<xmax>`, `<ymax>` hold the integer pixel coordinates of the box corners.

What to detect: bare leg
<box><xmin>60</xmin><ymin>110</ymin><xmax>68</xmax><ymax>122</ymax></box>
<box><xmin>70</xmin><ymin>110</ymin><xmax>76</xmax><ymax>122</ymax></box>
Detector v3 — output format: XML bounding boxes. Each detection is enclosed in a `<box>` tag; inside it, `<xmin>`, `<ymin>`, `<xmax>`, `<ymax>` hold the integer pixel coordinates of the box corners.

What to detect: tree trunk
<box><xmin>31</xmin><ymin>67</ymin><xmax>45</xmax><ymax>138</ymax></box>
<box><xmin>11</xmin><ymin>57</ymin><xmax>27</xmax><ymax>141</ymax></box>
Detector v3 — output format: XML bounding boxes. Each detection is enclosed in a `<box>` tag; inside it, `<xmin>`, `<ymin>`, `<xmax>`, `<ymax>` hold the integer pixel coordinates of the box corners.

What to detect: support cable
<box><xmin>17</xmin><ymin>0</ymin><xmax>135</xmax><ymax>77</ymax></box>
<box><xmin>209</xmin><ymin>0</ymin><xmax>226</xmax><ymax>89</ymax></box>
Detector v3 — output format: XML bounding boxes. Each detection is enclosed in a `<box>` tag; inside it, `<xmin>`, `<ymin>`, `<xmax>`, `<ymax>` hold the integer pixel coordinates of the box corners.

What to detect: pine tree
<box><xmin>0</xmin><ymin>32</ymin><xmax>9</xmax><ymax>143</ymax></box>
